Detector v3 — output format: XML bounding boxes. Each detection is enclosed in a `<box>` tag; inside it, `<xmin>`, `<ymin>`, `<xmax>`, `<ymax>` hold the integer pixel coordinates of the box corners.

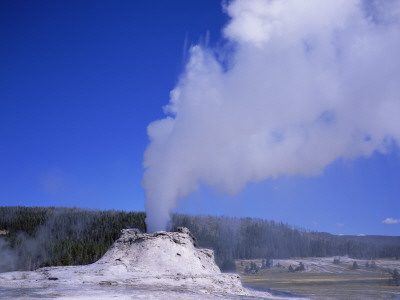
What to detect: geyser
<box><xmin>143</xmin><ymin>0</ymin><xmax>400</xmax><ymax>232</ymax></box>
<box><xmin>1</xmin><ymin>228</ymin><xmax>275</xmax><ymax>299</ymax></box>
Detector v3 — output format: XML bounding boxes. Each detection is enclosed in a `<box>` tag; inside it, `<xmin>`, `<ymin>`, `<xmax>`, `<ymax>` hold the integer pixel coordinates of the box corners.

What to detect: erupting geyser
<box><xmin>0</xmin><ymin>227</ymin><xmax>284</xmax><ymax>299</ymax></box>
<box><xmin>143</xmin><ymin>0</ymin><xmax>400</xmax><ymax>232</ymax></box>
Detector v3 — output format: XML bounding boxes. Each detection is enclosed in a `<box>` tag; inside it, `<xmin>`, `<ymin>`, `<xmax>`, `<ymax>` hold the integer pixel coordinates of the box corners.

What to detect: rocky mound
<box><xmin>0</xmin><ymin>227</ymin><xmax>283</xmax><ymax>299</ymax></box>
<box><xmin>96</xmin><ymin>227</ymin><xmax>220</xmax><ymax>275</ymax></box>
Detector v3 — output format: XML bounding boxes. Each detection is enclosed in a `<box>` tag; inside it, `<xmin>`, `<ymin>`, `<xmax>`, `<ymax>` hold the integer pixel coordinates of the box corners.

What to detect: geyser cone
<box><xmin>96</xmin><ymin>227</ymin><xmax>221</xmax><ymax>275</ymax></box>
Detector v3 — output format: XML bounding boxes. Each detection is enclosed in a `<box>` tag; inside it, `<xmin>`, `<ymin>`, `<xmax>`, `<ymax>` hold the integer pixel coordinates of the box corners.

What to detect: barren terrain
<box><xmin>0</xmin><ymin>228</ymin><xmax>305</xmax><ymax>300</ymax></box>
<box><xmin>238</xmin><ymin>257</ymin><xmax>400</xmax><ymax>299</ymax></box>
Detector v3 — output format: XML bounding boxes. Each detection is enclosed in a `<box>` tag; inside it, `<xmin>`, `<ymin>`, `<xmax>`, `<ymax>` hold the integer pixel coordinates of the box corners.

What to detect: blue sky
<box><xmin>1</xmin><ymin>1</ymin><xmax>399</xmax><ymax>236</ymax></box>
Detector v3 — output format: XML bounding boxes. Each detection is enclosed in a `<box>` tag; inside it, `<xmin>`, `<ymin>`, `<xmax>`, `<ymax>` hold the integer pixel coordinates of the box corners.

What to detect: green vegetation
<box><xmin>351</xmin><ymin>261</ymin><xmax>359</xmax><ymax>270</ymax></box>
<box><xmin>333</xmin><ymin>257</ymin><xmax>341</xmax><ymax>264</ymax></box>
<box><xmin>170</xmin><ymin>214</ymin><xmax>400</xmax><ymax>270</ymax></box>
<box><xmin>0</xmin><ymin>207</ymin><xmax>399</xmax><ymax>273</ymax></box>
<box><xmin>0</xmin><ymin>206</ymin><xmax>146</xmax><ymax>271</ymax></box>
<box><xmin>287</xmin><ymin>262</ymin><xmax>305</xmax><ymax>273</ymax></box>
<box><xmin>392</xmin><ymin>269</ymin><xmax>400</xmax><ymax>286</ymax></box>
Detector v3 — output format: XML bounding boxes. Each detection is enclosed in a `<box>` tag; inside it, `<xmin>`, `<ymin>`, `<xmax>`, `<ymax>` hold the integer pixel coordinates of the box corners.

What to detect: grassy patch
<box><xmin>237</xmin><ymin>258</ymin><xmax>400</xmax><ymax>299</ymax></box>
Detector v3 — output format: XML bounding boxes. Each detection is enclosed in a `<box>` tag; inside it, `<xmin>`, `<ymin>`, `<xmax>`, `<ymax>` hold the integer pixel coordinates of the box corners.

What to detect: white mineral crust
<box><xmin>0</xmin><ymin>227</ymin><xmax>304</xmax><ymax>299</ymax></box>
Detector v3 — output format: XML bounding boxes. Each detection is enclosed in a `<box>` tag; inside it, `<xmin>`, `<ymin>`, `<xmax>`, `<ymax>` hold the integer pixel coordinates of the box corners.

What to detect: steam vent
<box><xmin>93</xmin><ymin>227</ymin><xmax>246</xmax><ymax>293</ymax></box>
<box><xmin>0</xmin><ymin>227</ymin><xmax>298</xmax><ymax>299</ymax></box>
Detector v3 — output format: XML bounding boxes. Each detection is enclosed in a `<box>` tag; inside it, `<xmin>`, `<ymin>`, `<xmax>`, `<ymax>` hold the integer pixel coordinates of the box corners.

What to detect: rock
<box><xmin>176</xmin><ymin>226</ymin><xmax>198</xmax><ymax>246</ymax></box>
<box><xmin>0</xmin><ymin>227</ymin><xmax>284</xmax><ymax>299</ymax></box>
<box><xmin>96</xmin><ymin>226</ymin><xmax>220</xmax><ymax>276</ymax></box>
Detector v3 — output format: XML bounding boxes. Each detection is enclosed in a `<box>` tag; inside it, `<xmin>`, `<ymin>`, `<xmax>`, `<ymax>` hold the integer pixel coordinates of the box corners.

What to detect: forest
<box><xmin>0</xmin><ymin>206</ymin><xmax>399</xmax><ymax>272</ymax></box>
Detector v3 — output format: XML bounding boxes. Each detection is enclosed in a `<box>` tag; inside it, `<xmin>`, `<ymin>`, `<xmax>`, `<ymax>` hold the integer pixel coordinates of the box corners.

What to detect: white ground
<box><xmin>0</xmin><ymin>228</ymin><xmax>307</xmax><ymax>300</ymax></box>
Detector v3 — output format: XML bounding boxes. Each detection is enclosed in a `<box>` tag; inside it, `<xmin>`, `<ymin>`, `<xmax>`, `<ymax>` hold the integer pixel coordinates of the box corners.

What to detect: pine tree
<box><xmin>296</xmin><ymin>262</ymin><xmax>305</xmax><ymax>271</ymax></box>
<box><xmin>351</xmin><ymin>261</ymin><xmax>359</xmax><ymax>270</ymax></box>
<box><xmin>392</xmin><ymin>269</ymin><xmax>400</xmax><ymax>286</ymax></box>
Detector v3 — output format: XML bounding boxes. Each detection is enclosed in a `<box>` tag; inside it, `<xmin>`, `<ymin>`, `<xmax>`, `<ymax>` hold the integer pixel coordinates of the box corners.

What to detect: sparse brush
<box><xmin>351</xmin><ymin>261</ymin><xmax>359</xmax><ymax>270</ymax></box>
<box><xmin>392</xmin><ymin>269</ymin><xmax>400</xmax><ymax>286</ymax></box>
<box><xmin>333</xmin><ymin>258</ymin><xmax>340</xmax><ymax>265</ymax></box>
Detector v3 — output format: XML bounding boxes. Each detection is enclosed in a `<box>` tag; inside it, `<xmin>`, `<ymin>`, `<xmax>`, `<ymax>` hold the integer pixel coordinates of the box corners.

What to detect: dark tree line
<box><xmin>0</xmin><ymin>206</ymin><xmax>146</xmax><ymax>272</ymax></box>
<box><xmin>0</xmin><ymin>207</ymin><xmax>399</xmax><ymax>273</ymax></box>
<box><xmin>170</xmin><ymin>214</ymin><xmax>400</xmax><ymax>270</ymax></box>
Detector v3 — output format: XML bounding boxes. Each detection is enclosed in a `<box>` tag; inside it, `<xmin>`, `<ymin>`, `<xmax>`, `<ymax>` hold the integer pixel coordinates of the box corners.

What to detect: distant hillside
<box><xmin>0</xmin><ymin>206</ymin><xmax>399</xmax><ymax>273</ymax></box>
<box><xmin>170</xmin><ymin>214</ymin><xmax>400</xmax><ymax>269</ymax></box>
<box><xmin>339</xmin><ymin>234</ymin><xmax>400</xmax><ymax>247</ymax></box>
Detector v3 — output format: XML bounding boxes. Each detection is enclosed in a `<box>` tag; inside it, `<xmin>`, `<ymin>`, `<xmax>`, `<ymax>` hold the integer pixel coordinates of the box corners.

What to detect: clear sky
<box><xmin>1</xmin><ymin>0</ymin><xmax>399</xmax><ymax>236</ymax></box>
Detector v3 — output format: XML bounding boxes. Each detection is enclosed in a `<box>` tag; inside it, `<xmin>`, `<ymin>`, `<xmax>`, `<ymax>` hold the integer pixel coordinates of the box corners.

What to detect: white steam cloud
<box><xmin>143</xmin><ymin>0</ymin><xmax>400</xmax><ymax>232</ymax></box>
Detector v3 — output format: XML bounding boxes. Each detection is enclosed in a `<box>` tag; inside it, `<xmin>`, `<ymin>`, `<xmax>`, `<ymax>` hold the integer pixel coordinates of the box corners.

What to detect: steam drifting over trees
<box><xmin>0</xmin><ymin>207</ymin><xmax>399</xmax><ymax>273</ymax></box>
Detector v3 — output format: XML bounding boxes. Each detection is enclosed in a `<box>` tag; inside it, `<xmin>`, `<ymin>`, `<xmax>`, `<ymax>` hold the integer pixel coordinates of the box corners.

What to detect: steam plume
<box><xmin>143</xmin><ymin>0</ymin><xmax>400</xmax><ymax>232</ymax></box>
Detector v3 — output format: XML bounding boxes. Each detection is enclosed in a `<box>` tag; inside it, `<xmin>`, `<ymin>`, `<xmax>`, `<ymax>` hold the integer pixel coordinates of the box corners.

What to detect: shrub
<box><xmin>295</xmin><ymin>262</ymin><xmax>305</xmax><ymax>271</ymax></box>
<box><xmin>351</xmin><ymin>261</ymin><xmax>359</xmax><ymax>270</ymax></box>
<box><xmin>333</xmin><ymin>258</ymin><xmax>340</xmax><ymax>265</ymax></box>
<box><xmin>392</xmin><ymin>269</ymin><xmax>400</xmax><ymax>286</ymax></box>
